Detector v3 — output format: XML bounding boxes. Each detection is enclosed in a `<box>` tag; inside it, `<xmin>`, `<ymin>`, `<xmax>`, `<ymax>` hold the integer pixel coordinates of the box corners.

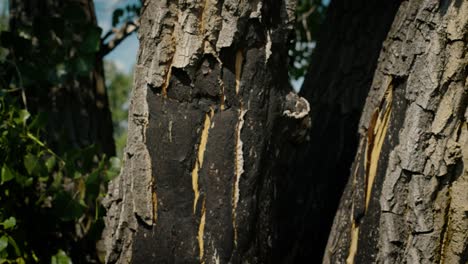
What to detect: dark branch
<box><xmin>100</xmin><ymin>19</ymin><xmax>139</xmax><ymax>57</ymax></box>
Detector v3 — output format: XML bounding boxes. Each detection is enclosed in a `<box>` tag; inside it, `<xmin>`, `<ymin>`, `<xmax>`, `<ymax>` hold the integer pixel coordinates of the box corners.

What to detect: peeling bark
<box><xmin>324</xmin><ymin>0</ymin><xmax>468</xmax><ymax>263</ymax></box>
<box><xmin>103</xmin><ymin>1</ymin><xmax>308</xmax><ymax>263</ymax></box>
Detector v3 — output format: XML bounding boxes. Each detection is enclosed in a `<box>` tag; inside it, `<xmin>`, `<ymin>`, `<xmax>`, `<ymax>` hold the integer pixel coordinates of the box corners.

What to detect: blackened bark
<box><xmin>274</xmin><ymin>0</ymin><xmax>401</xmax><ymax>261</ymax></box>
<box><xmin>8</xmin><ymin>0</ymin><xmax>115</xmax><ymax>156</ymax></box>
<box><xmin>103</xmin><ymin>1</ymin><xmax>309</xmax><ymax>263</ymax></box>
<box><xmin>325</xmin><ymin>0</ymin><xmax>468</xmax><ymax>263</ymax></box>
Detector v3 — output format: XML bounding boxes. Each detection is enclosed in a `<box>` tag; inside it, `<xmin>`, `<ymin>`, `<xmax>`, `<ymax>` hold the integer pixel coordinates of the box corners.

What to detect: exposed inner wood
<box><xmin>192</xmin><ymin>108</ymin><xmax>214</xmax><ymax>213</ymax></box>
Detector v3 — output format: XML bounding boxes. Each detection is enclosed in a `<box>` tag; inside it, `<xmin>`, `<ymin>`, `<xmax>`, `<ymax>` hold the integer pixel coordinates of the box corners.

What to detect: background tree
<box><xmin>0</xmin><ymin>0</ymin><xmax>133</xmax><ymax>262</ymax></box>
<box><xmin>324</xmin><ymin>0</ymin><xmax>467</xmax><ymax>263</ymax></box>
<box><xmin>6</xmin><ymin>0</ymin><xmax>115</xmax><ymax>155</ymax></box>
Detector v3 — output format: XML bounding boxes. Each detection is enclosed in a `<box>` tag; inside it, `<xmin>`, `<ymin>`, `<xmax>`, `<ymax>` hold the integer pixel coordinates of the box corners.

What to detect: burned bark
<box><xmin>324</xmin><ymin>0</ymin><xmax>468</xmax><ymax>263</ymax></box>
<box><xmin>103</xmin><ymin>0</ymin><xmax>307</xmax><ymax>263</ymax></box>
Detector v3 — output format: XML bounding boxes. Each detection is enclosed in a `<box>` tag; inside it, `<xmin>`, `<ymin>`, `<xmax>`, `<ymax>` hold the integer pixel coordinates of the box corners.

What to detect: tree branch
<box><xmin>100</xmin><ymin>19</ymin><xmax>139</xmax><ymax>57</ymax></box>
<box><xmin>301</xmin><ymin>6</ymin><xmax>316</xmax><ymax>43</ymax></box>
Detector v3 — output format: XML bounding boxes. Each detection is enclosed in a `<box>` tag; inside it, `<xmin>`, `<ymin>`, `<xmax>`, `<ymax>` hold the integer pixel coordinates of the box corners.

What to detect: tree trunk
<box><xmin>103</xmin><ymin>0</ymin><xmax>309</xmax><ymax>263</ymax></box>
<box><xmin>273</xmin><ymin>0</ymin><xmax>401</xmax><ymax>261</ymax></box>
<box><xmin>8</xmin><ymin>0</ymin><xmax>115</xmax><ymax>156</ymax></box>
<box><xmin>324</xmin><ymin>0</ymin><xmax>468</xmax><ymax>263</ymax></box>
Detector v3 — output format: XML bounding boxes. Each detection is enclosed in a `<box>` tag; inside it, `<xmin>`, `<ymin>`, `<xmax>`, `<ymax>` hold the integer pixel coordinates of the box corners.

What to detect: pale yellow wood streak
<box><xmin>232</xmin><ymin>48</ymin><xmax>245</xmax><ymax>246</ymax></box>
<box><xmin>346</xmin><ymin>221</ymin><xmax>360</xmax><ymax>264</ymax></box>
<box><xmin>199</xmin><ymin>0</ymin><xmax>209</xmax><ymax>34</ymax></box>
<box><xmin>198</xmin><ymin>199</ymin><xmax>206</xmax><ymax>262</ymax></box>
<box><xmin>347</xmin><ymin>83</ymin><xmax>393</xmax><ymax>264</ymax></box>
<box><xmin>161</xmin><ymin>66</ymin><xmax>172</xmax><ymax>97</ymax></box>
<box><xmin>232</xmin><ymin>107</ymin><xmax>247</xmax><ymax>246</ymax></box>
<box><xmin>235</xmin><ymin>50</ymin><xmax>244</xmax><ymax>95</ymax></box>
<box><xmin>192</xmin><ymin>108</ymin><xmax>214</xmax><ymax>213</ymax></box>
<box><xmin>365</xmin><ymin>85</ymin><xmax>393</xmax><ymax>209</ymax></box>
<box><xmin>152</xmin><ymin>191</ymin><xmax>158</xmax><ymax>223</ymax></box>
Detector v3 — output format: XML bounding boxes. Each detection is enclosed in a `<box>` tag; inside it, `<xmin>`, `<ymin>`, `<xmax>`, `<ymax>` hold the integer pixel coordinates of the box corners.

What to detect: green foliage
<box><xmin>0</xmin><ymin>90</ymin><xmax>120</xmax><ymax>263</ymax></box>
<box><xmin>0</xmin><ymin>2</ymin><xmax>123</xmax><ymax>263</ymax></box>
<box><xmin>50</xmin><ymin>250</ymin><xmax>72</xmax><ymax>264</ymax></box>
<box><xmin>0</xmin><ymin>2</ymin><xmax>103</xmax><ymax>90</ymax></box>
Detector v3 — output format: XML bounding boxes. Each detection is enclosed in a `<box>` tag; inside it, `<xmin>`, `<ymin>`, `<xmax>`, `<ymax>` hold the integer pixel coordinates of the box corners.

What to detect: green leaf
<box><xmin>80</xmin><ymin>26</ymin><xmax>102</xmax><ymax>53</ymax></box>
<box><xmin>0</xmin><ymin>236</ymin><xmax>8</xmax><ymax>252</ymax></box>
<box><xmin>1</xmin><ymin>165</ymin><xmax>15</xmax><ymax>184</ymax></box>
<box><xmin>45</xmin><ymin>156</ymin><xmax>56</xmax><ymax>172</ymax></box>
<box><xmin>72</xmin><ymin>56</ymin><xmax>95</xmax><ymax>75</ymax></box>
<box><xmin>12</xmin><ymin>172</ymin><xmax>30</xmax><ymax>187</ymax></box>
<box><xmin>7</xmin><ymin>236</ymin><xmax>21</xmax><ymax>256</ymax></box>
<box><xmin>28</xmin><ymin>112</ymin><xmax>48</xmax><ymax>130</ymax></box>
<box><xmin>112</xmin><ymin>8</ymin><xmax>124</xmax><ymax>26</ymax></box>
<box><xmin>0</xmin><ymin>251</ymin><xmax>7</xmax><ymax>262</ymax></box>
<box><xmin>24</xmin><ymin>153</ymin><xmax>39</xmax><ymax>175</ymax></box>
<box><xmin>14</xmin><ymin>109</ymin><xmax>30</xmax><ymax>125</ymax></box>
<box><xmin>2</xmin><ymin>217</ymin><xmax>16</xmax><ymax>230</ymax></box>
<box><xmin>51</xmin><ymin>250</ymin><xmax>72</xmax><ymax>264</ymax></box>
<box><xmin>53</xmin><ymin>192</ymin><xmax>86</xmax><ymax>221</ymax></box>
<box><xmin>109</xmin><ymin>157</ymin><xmax>121</xmax><ymax>170</ymax></box>
<box><xmin>85</xmin><ymin>168</ymin><xmax>101</xmax><ymax>200</ymax></box>
<box><xmin>86</xmin><ymin>168</ymin><xmax>99</xmax><ymax>184</ymax></box>
<box><xmin>73</xmin><ymin>171</ymin><xmax>82</xmax><ymax>179</ymax></box>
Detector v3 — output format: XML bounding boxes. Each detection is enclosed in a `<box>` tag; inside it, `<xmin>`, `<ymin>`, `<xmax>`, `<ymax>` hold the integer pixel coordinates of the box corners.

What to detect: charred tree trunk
<box><xmin>8</xmin><ymin>0</ymin><xmax>115</xmax><ymax>156</ymax></box>
<box><xmin>103</xmin><ymin>0</ymin><xmax>309</xmax><ymax>263</ymax></box>
<box><xmin>274</xmin><ymin>0</ymin><xmax>401</xmax><ymax>261</ymax></box>
<box><xmin>324</xmin><ymin>0</ymin><xmax>468</xmax><ymax>263</ymax></box>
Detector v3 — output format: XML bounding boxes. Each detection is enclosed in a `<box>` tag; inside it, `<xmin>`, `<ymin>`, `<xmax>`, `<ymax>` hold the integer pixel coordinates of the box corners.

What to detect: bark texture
<box><xmin>8</xmin><ymin>0</ymin><xmax>115</xmax><ymax>156</ymax></box>
<box><xmin>324</xmin><ymin>0</ymin><xmax>468</xmax><ymax>263</ymax></box>
<box><xmin>275</xmin><ymin>0</ymin><xmax>401</xmax><ymax>261</ymax></box>
<box><xmin>103</xmin><ymin>1</ymin><xmax>308</xmax><ymax>263</ymax></box>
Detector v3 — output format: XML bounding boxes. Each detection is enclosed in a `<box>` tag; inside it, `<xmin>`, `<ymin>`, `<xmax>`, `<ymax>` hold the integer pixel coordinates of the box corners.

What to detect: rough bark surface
<box><xmin>324</xmin><ymin>0</ymin><xmax>468</xmax><ymax>263</ymax></box>
<box><xmin>8</xmin><ymin>0</ymin><xmax>115</xmax><ymax>156</ymax></box>
<box><xmin>103</xmin><ymin>1</ymin><xmax>307</xmax><ymax>263</ymax></box>
<box><xmin>274</xmin><ymin>0</ymin><xmax>401</xmax><ymax>261</ymax></box>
